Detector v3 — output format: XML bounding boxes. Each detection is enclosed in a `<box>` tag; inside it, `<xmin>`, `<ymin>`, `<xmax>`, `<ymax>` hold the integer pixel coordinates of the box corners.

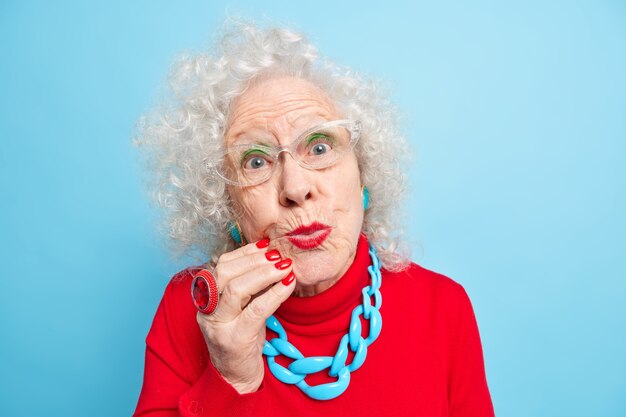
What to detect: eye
<box><xmin>241</xmin><ymin>150</ymin><xmax>271</xmax><ymax>170</ymax></box>
<box><xmin>311</xmin><ymin>143</ymin><xmax>330</xmax><ymax>155</ymax></box>
<box><xmin>306</xmin><ymin>133</ymin><xmax>334</xmax><ymax>156</ymax></box>
<box><xmin>244</xmin><ymin>156</ymin><xmax>266</xmax><ymax>169</ymax></box>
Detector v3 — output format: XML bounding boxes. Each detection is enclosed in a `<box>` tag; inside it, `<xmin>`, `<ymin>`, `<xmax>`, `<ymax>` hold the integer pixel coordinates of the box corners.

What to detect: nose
<box><xmin>277</xmin><ymin>152</ymin><xmax>312</xmax><ymax>207</ymax></box>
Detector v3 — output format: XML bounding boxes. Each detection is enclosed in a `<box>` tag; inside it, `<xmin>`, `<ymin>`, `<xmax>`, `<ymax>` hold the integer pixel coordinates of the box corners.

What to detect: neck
<box><xmin>274</xmin><ymin>234</ymin><xmax>370</xmax><ymax>326</ymax></box>
<box><xmin>291</xmin><ymin>249</ymin><xmax>356</xmax><ymax>297</ymax></box>
<box><xmin>292</xmin><ymin>276</ymin><xmax>342</xmax><ymax>297</ymax></box>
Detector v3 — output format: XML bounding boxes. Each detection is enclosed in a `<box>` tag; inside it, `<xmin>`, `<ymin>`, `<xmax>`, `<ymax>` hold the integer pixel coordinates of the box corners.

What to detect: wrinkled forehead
<box><xmin>225</xmin><ymin>77</ymin><xmax>340</xmax><ymax>146</ymax></box>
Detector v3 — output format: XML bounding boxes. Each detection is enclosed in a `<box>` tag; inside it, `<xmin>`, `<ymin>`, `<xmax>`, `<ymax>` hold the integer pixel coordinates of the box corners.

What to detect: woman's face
<box><xmin>225</xmin><ymin>77</ymin><xmax>364</xmax><ymax>296</ymax></box>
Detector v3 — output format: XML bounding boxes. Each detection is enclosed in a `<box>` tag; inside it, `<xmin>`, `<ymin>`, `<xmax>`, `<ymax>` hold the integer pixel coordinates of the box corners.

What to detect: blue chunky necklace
<box><xmin>263</xmin><ymin>244</ymin><xmax>383</xmax><ymax>400</ymax></box>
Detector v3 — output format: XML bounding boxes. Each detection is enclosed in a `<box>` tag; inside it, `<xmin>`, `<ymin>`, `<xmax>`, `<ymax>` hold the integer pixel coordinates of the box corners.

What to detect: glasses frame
<box><xmin>207</xmin><ymin>119</ymin><xmax>362</xmax><ymax>187</ymax></box>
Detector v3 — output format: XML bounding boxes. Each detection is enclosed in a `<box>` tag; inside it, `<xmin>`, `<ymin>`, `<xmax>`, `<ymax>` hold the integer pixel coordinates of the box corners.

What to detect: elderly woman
<box><xmin>133</xmin><ymin>23</ymin><xmax>494</xmax><ymax>417</ymax></box>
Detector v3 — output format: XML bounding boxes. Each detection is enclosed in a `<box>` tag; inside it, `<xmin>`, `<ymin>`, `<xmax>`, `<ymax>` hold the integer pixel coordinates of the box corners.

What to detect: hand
<box><xmin>196</xmin><ymin>239</ymin><xmax>296</xmax><ymax>394</ymax></box>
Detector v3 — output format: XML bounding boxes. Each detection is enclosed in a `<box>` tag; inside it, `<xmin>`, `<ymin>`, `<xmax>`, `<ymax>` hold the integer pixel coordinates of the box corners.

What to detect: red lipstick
<box><xmin>286</xmin><ymin>222</ymin><xmax>332</xmax><ymax>250</ymax></box>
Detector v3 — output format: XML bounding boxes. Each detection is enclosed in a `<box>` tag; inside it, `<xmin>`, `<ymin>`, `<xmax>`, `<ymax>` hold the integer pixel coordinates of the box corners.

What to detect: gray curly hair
<box><xmin>135</xmin><ymin>21</ymin><xmax>410</xmax><ymax>271</ymax></box>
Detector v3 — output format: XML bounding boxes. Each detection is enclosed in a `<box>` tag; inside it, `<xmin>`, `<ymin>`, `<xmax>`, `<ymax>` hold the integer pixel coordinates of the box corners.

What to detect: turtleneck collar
<box><xmin>274</xmin><ymin>234</ymin><xmax>372</xmax><ymax>334</ymax></box>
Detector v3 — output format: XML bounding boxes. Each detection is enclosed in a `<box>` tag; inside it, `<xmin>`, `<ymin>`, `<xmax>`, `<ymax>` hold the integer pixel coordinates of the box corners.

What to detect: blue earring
<box><xmin>363</xmin><ymin>186</ymin><xmax>369</xmax><ymax>210</ymax></box>
<box><xmin>228</xmin><ymin>221</ymin><xmax>245</xmax><ymax>246</ymax></box>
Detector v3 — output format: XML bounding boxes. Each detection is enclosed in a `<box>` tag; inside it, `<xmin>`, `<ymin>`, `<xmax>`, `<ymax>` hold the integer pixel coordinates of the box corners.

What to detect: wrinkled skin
<box><xmin>196</xmin><ymin>76</ymin><xmax>364</xmax><ymax>393</ymax></box>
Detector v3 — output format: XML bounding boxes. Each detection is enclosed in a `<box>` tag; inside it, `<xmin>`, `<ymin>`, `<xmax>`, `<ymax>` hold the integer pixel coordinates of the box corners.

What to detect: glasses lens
<box><xmin>214</xmin><ymin>121</ymin><xmax>359</xmax><ymax>186</ymax></box>
<box><xmin>295</xmin><ymin>124</ymin><xmax>352</xmax><ymax>169</ymax></box>
<box><xmin>218</xmin><ymin>144</ymin><xmax>274</xmax><ymax>186</ymax></box>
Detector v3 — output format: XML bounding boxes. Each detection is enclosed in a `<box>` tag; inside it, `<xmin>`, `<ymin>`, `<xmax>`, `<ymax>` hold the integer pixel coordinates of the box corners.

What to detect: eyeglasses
<box><xmin>207</xmin><ymin>119</ymin><xmax>362</xmax><ymax>187</ymax></box>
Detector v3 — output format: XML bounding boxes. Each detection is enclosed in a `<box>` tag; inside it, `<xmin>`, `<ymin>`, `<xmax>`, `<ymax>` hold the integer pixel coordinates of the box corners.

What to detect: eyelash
<box><xmin>306</xmin><ymin>133</ymin><xmax>334</xmax><ymax>146</ymax></box>
<box><xmin>241</xmin><ymin>149</ymin><xmax>269</xmax><ymax>165</ymax></box>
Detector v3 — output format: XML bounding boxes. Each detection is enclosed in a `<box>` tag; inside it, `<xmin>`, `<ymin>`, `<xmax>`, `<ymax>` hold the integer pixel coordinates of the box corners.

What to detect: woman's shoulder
<box><xmin>143</xmin><ymin>267</ymin><xmax>209</xmax><ymax>384</ymax></box>
<box><xmin>382</xmin><ymin>262</ymin><xmax>473</xmax><ymax>311</ymax></box>
<box><xmin>161</xmin><ymin>266</ymin><xmax>204</xmax><ymax>310</ymax></box>
<box><xmin>148</xmin><ymin>267</ymin><xmax>205</xmax><ymax>340</ymax></box>
<box><xmin>380</xmin><ymin>262</ymin><xmax>479</xmax><ymax>349</ymax></box>
<box><xmin>167</xmin><ymin>266</ymin><xmax>199</xmax><ymax>287</ymax></box>
<box><xmin>384</xmin><ymin>262</ymin><xmax>467</xmax><ymax>293</ymax></box>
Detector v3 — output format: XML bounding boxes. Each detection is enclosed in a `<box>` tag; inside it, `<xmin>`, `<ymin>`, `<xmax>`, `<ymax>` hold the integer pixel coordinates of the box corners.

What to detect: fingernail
<box><xmin>275</xmin><ymin>259</ymin><xmax>292</xmax><ymax>270</ymax></box>
<box><xmin>256</xmin><ymin>238</ymin><xmax>270</xmax><ymax>249</ymax></box>
<box><xmin>282</xmin><ymin>272</ymin><xmax>295</xmax><ymax>286</ymax></box>
<box><xmin>265</xmin><ymin>250</ymin><xmax>281</xmax><ymax>261</ymax></box>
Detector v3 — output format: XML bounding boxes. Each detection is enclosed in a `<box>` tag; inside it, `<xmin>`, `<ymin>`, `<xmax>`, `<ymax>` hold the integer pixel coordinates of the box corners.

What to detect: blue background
<box><xmin>1</xmin><ymin>1</ymin><xmax>624</xmax><ymax>416</ymax></box>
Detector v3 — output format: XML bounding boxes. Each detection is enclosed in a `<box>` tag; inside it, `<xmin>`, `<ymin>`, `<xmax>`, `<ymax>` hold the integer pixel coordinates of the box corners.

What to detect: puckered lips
<box><xmin>286</xmin><ymin>221</ymin><xmax>332</xmax><ymax>250</ymax></box>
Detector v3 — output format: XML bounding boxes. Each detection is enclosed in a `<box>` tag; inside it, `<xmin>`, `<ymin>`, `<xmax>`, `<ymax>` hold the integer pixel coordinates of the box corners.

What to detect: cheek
<box><xmin>339</xmin><ymin>162</ymin><xmax>365</xmax><ymax>233</ymax></box>
<box><xmin>332</xmin><ymin>184</ymin><xmax>361</xmax><ymax>213</ymax></box>
<box><xmin>329</xmin><ymin>161</ymin><xmax>362</xmax><ymax>209</ymax></box>
<box><xmin>231</xmin><ymin>187</ymin><xmax>278</xmax><ymax>241</ymax></box>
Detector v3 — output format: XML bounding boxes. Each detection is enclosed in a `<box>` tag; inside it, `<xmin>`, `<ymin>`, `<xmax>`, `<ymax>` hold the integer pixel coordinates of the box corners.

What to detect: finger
<box><xmin>240</xmin><ymin>272</ymin><xmax>296</xmax><ymax>332</ymax></box>
<box><xmin>216</xmin><ymin>249</ymin><xmax>284</xmax><ymax>284</ymax></box>
<box><xmin>213</xmin><ymin>261</ymin><xmax>294</xmax><ymax>320</ymax></box>
<box><xmin>217</xmin><ymin>238</ymin><xmax>271</xmax><ymax>263</ymax></box>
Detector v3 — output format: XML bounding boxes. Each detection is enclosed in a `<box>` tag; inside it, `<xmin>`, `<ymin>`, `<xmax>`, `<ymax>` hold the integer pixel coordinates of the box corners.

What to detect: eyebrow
<box><xmin>305</xmin><ymin>132</ymin><xmax>335</xmax><ymax>144</ymax></box>
<box><xmin>229</xmin><ymin>118</ymin><xmax>335</xmax><ymax>147</ymax></box>
<box><xmin>239</xmin><ymin>146</ymin><xmax>272</xmax><ymax>163</ymax></box>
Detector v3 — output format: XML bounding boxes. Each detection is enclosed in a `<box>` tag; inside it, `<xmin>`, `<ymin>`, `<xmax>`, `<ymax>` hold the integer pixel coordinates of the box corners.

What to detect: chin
<box><xmin>291</xmin><ymin>250</ymin><xmax>345</xmax><ymax>290</ymax></box>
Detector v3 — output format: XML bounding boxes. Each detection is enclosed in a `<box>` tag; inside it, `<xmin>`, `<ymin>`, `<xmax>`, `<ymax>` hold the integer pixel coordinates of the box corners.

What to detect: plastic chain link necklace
<box><xmin>263</xmin><ymin>244</ymin><xmax>383</xmax><ymax>400</ymax></box>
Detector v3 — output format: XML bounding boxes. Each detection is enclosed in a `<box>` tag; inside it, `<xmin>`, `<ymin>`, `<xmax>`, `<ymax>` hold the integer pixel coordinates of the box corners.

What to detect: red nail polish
<box><xmin>256</xmin><ymin>238</ymin><xmax>270</xmax><ymax>249</ymax></box>
<box><xmin>265</xmin><ymin>250</ymin><xmax>281</xmax><ymax>261</ymax></box>
<box><xmin>282</xmin><ymin>272</ymin><xmax>295</xmax><ymax>286</ymax></box>
<box><xmin>275</xmin><ymin>259</ymin><xmax>292</xmax><ymax>270</ymax></box>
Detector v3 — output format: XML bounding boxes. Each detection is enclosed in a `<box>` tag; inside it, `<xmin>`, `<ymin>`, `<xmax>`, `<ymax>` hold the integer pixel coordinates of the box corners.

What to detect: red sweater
<box><xmin>134</xmin><ymin>237</ymin><xmax>495</xmax><ymax>416</ymax></box>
